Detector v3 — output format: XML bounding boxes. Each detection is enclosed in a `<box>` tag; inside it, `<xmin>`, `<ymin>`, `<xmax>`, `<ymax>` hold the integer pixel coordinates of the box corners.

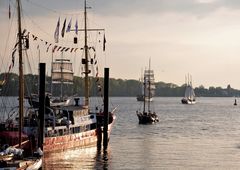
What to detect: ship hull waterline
<box><xmin>43</xmin><ymin>116</ymin><xmax>116</xmax><ymax>153</ymax></box>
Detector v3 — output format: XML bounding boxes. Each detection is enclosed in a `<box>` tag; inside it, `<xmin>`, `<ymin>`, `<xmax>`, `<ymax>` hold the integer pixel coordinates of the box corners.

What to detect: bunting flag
<box><xmin>103</xmin><ymin>34</ymin><xmax>106</xmax><ymax>51</ymax></box>
<box><xmin>46</xmin><ymin>44</ymin><xmax>52</xmax><ymax>52</ymax></box>
<box><xmin>75</xmin><ymin>20</ymin><xmax>78</xmax><ymax>35</ymax></box>
<box><xmin>32</xmin><ymin>34</ymin><xmax>38</xmax><ymax>41</ymax></box>
<box><xmin>52</xmin><ymin>45</ymin><xmax>58</xmax><ymax>53</ymax></box>
<box><xmin>61</xmin><ymin>18</ymin><xmax>66</xmax><ymax>38</ymax></box>
<box><xmin>57</xmin><ymin>46</ymin><xmax>62</xmax><ymax>51</ymax></box>
<box><xmin>66</xmin><ymin>18</ymin><xmax>72</xmax><ymax>33</ymax></box>
<box><xmin>74</xmin><ymin>48</ymin><xmax>78</xmax><ymax>52</ymax></box>
<box><xmin>61</xmin><ymin>47</ymin><xmax>66</xmax><ymax>52</ymax></box>
<box><xmin>9</xmin><ymin>3</ymin><xmax>11</xmax><ymax>19</ymax></box>
<box><xmin>54</xmin><ymin>17</ymin><xmax>60</xmax><ymax>43</ymax></box>
<box><xmin>11</xmin><ymin>49</ymin><xmax>17</xmax><ymax>67</ymax></box>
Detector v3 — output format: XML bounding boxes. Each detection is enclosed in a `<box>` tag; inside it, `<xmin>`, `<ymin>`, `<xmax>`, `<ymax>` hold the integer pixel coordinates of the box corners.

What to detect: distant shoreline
<box><xmin>0</xmin><ymin>73</ymin><xmax>239</xmax><ymax>97</ymax></box>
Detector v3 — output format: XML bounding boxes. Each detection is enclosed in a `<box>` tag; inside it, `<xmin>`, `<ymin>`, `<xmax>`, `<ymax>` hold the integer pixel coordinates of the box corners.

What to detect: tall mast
<box><xmin>60</xmin><ymin>52</ymin><xmax>63</xmax><ymax>100</ymax></box>
<box><xmin>38</xmin><ymin>46</ymin><xmax>40</xmax><ymax>95</ymax></box>
<box><xmin>50</xmin><ymin>48</ymin><xmax>54</xmax><ymax>94</ymax></box>
<box><xmin>84</xmin><ymin>0</ymin><xmax>89</xmax><ymax>106</ymax></box>
<box><xmin>148</xmin><ymin>58</ymin><xmax>151</xmax><ymax>112</ymax></box>
<box><xmin>17</xmin><ymin>0</ymin><xmax>23</xmax><ymax>148</ymax></box>
<box><xmin>143</xmin><ymin>76</ymin><xmax>146</xmax><ymax>113</ymax></box>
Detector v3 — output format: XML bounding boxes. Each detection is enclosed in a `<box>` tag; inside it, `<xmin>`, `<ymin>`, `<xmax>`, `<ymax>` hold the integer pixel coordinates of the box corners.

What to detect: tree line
<box><xmin>0</xmin><ymin>73</ymin><xmax>240</xmax><ymax>97</ymax></box>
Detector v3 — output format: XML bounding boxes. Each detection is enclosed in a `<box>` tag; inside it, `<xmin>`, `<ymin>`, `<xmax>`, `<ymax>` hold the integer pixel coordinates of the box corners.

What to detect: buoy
<box><xmin>234</xmin><ymin>99</ymin><xmax>237</xmax><ymax>106</ymax></box>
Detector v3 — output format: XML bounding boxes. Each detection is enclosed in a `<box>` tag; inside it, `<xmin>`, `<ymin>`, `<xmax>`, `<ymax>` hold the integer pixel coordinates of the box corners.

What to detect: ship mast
<box><xmin>17</xmin><ymin>0</ymin><xmax>24</xmax><ymax>148</ymax></box>
<box><xmin>143</xmin><ymin>76</ymin><xmax>146</xmax><ymax>113</ymax></box>
<box><xmin>148</xmin><ymin>58</ymin><xmax>151</xmax><ymax>112</ymax></box>
<box><xmin>73</xmin><ymin>0</ymin><xmax>104</xmax><ymax>107</ymax></box>
<box><xmin>60</xmin><ymin>52</ymin><xmax>64</xmax><ymax>100</ymax></box>
<box><xmin>84</xmin><ymin>0</ymin><xmax>89</xmax><ymax>106</ymax></box>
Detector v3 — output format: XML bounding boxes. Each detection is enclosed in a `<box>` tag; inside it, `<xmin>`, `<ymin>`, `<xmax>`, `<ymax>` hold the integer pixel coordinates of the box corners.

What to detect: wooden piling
<box><xmin>103</xmin><ymin>68</ymin><xmax>109</xmax><ymax>151</ymax></box>
<box><xmin>38</xmin><ymin>63</ymin><xmax>45</xmax><ymax>149</ymax></box>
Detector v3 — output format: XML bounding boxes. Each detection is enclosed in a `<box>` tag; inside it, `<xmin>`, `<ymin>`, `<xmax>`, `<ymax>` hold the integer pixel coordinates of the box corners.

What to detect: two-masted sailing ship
<box><xmin>136</xmin><ymin>59</ymin><xmax>159</xmax><ymax>124</ymax></box>
<box><xmin>181</xmin><ymin>75</ymin><xmax>196</xmax><ymax>104</ymax></box>
<box><xmin>136</xmin><ymin>62</ymin><xmax>156</xmax><ymax>102</ymax></box>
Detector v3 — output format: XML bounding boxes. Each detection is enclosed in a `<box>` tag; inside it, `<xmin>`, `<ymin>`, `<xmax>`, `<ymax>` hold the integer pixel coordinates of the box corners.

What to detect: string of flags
<box><xmin>31</xmin><ymin>33</ymin><xmax>81</xmax><ymax>53</ymax></box>
<box><xmin>31</xmin><ymin>33</ymin><xmax>106</xmax><ymax>53</ymax></box>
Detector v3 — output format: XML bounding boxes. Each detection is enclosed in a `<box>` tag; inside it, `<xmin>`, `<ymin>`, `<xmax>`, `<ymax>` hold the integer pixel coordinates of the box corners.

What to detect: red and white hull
<box><xmin>43</xmin><ymin>115</ymin><xmax>116</xmax><ymax>153</ymax></box>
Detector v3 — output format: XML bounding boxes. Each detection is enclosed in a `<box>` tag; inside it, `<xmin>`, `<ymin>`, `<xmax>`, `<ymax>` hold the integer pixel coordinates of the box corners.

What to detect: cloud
<box><xmin>2</xmin><ymin>0</ymin><xmax>240</xmax><ymax>19</ymax></box>
<box><xmin>93</xmin><ymin>0</ymin><xmax>240</xmax><ymax>17</ymax></box>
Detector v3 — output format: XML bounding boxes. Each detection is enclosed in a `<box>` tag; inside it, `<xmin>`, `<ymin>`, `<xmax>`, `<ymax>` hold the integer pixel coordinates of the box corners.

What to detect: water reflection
<box><xmin>43</xmin><ymin>147</ymin><xmax>111</xmax><ymax>169</ymax></box>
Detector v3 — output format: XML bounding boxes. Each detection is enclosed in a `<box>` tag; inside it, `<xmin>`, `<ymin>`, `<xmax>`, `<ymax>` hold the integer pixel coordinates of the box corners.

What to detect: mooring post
<box><xmin>97</xmin><ymin>125</ymin><xmax>102</xmax><ymax>150</ymax></box>
<box><xmin>103</xmin><ymin>68</ymin><xmax>109</xmax><ymax>151</ymax></box>
<box><xmin>38</xmin><ymin>63</ymin><xmax>45</xmax><ymax>150</ymax></box>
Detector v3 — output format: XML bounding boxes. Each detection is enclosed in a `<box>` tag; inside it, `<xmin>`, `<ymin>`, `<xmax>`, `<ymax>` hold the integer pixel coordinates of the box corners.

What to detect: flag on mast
<box><xmin>75</xmin><ymin>20</ymin><xmax>78</xmax><ymax>35</ymax></box>
<box><xmin>54</xmin><ymin>17</ymin><xmax>60</xmax><ymax>43</ymax></box>
<box><xmin>66</xmin><ymin>18</ymin><xmax>72</xmax><ymax>33</ymax></box>
<box><xmin>103</xmin><ymin>34</ymin><xmax>106</xmax><ymax>51</ymax></box>
<box><xmin>9</xmin><ymin>3</ymin><xmax>11</xmax><ymax>19</ymax></box>
<box><xmin>61</xmin><ymin>18</ymin><xmax>66</xmax><ymax>37</ymax></box>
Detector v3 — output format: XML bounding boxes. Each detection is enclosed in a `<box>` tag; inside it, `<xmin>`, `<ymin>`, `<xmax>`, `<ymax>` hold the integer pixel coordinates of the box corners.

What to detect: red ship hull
<box><xmin>43</xmin><ymin>116</ymin><xmax>115</xmax><ymax>153</ymax></box>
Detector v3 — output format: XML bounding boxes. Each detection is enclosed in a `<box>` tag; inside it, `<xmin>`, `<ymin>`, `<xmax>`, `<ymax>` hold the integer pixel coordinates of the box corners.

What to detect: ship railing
<box><xmin>45</xmin><ymin>116</ymin><xmax>96</xmax><ymax>137</ymax></box>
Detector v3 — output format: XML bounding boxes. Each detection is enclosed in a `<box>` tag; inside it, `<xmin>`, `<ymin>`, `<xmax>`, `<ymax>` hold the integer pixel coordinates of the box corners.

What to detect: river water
<box><xmin>2</xmin><ymin>97</ymin><xmax>240</xmax><ymax>169</ymax></box>
<box><xmin>44</xmin><ymin>97</ymin><xmax>240</xmax><ymax>169</ymax></box>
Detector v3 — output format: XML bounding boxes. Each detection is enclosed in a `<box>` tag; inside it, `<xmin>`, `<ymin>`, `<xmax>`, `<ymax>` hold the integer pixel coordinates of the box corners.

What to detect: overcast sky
<box><xmin>1</xmin><ymin>0</ymin><xmax>240</xmax><ymax>88</ymax></box>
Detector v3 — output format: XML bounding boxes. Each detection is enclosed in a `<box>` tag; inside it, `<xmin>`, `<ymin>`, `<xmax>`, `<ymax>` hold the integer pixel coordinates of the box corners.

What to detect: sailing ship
<box><xmin>136</xmin><ymin>59</ymin><xmax>159</xmax><ymax>124</ymax></box>
<box><xmin>181</xmin><ymin>75</ymin><xmax>196</xmax><ymax>104</ymax></box>
<box><xmin>27</xmin><ymin>53</ymin><xmax>73</xmax><ymax>108</ymax></box>
<box><xmin>50</xmin><ymin>56</ymin><xmax>73</xmax><ymax>106</ymax></box>
<box><xmin>136</xmin><ymin>64</ymin><xmax>156</xmax><ymax>102</ymax></box>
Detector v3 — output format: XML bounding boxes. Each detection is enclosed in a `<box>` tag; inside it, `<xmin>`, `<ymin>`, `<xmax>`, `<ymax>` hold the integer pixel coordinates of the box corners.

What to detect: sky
<box><xmin>1</xmin><ymin>0</ymin><xmax>240</xmax><ymax>88</ymax></box>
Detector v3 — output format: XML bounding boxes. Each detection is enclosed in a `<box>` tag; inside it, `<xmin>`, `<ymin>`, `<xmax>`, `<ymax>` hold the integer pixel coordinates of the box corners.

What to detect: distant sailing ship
<box><xmin>27</xmin><ymin>55</ymin><xmax>73</xmax><ymax>108</ymax></box>
<box><xmin>50</xmin><ymin>56</ymin><xmax>73</xmax><ymax>106</ymax></box>
<box><xmin>137</xmin><ymin>62</ymin><xmax>156</xmax><ymax>102</ymax></box>
<box><xmin>181</xmin><ymin>75</ymin><xmax>196</xmax><ymax>104</ymax></box>
<box><xmin>136</xmin><ymin>59</ymin><xmax>159</xmax><ymax>124</ymax></box>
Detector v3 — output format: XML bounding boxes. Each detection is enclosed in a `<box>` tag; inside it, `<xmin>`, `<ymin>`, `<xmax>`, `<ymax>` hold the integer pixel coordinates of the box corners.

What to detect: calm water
<box><xmin>43</xmin><ymin>97</ymin><xmax>240</xmax><ymax>169</ymax></box>
<box><xmin>2</xmin><ymin>97</ymin><xmax>240</xmax><ymax>169</ymax></box>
